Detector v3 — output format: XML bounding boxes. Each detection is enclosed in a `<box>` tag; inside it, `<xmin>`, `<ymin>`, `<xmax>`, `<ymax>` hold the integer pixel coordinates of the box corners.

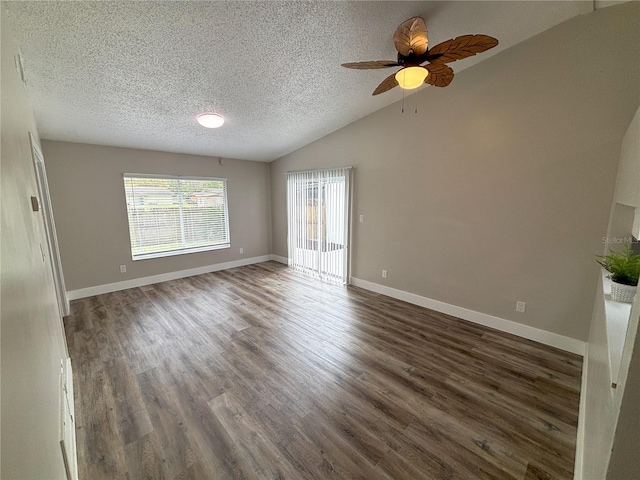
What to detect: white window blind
<box><xmin>286</xmin><ymin>167</ymin><xmax>351</xmax><ymax>284</ymax></box>
<box><xmin>123</xmin><ymin>174</ymin><xmax>230</xmax><ymax>260</ymax></box>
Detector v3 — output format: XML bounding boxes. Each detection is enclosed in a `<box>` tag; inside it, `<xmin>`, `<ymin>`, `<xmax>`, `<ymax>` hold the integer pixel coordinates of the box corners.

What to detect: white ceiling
<box><xmin>5</xmin><ymin>1</ymin><xmax>596</xmax><ymax>162</ymax></box>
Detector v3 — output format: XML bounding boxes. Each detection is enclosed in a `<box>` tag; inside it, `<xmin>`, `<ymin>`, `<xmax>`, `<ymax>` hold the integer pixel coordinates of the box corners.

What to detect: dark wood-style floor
<box><xmin>65</xmin><ymin>261</ymin><xmax>582</xmax><ymax>480</ymax></box>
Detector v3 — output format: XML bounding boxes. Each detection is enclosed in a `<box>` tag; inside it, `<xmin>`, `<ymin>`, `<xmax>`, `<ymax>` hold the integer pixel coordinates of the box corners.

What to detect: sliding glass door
<box><xmin>286</xmin><ymin>167</ymin><xmax>351</xmax><ymax>284</ymax></box>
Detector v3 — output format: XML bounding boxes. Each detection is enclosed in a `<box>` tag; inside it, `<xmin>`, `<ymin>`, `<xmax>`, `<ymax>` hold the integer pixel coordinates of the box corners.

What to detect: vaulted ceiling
<box><xmin>4</xmin><ymin>1</ymin><xmax>613</xmax><ymax>161</ymax></box>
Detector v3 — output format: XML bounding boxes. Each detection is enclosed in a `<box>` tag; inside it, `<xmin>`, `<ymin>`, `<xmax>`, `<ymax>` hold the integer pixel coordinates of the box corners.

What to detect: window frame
<box><xmin>123</xmin><ymin>173</ymin><xmax>231</xmax><ymax>261</ymax></box>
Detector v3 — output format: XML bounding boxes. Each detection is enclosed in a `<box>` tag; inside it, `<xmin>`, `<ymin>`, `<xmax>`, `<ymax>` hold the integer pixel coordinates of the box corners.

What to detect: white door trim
<box><xmin>29</xmin><ymin>132</ymin><xmax>70</xmax><ymax>318</ymax></box>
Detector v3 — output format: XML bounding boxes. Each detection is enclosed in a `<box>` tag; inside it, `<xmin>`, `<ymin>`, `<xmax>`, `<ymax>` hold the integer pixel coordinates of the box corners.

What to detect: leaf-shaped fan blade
<box><xmin>341</xmin><ymin>60</ymin><xmax>400</xmax><ymax>69</ymax></box>
<box><xmin>372</xmin><ymin>73</ymin><xmax>399</xmax><ymax>96</ymax></box>
<box><xmin>393</xmin><ymin>17</ymin><xmax>428</xmax><ymax>57</ymax></box>
<box><xmin>424</xmin><ymin>63</ymin><xmax>454</xmax><ymax>87</ymax></box>
<box><xmin>425</xmin><ymin>34</ymin><xmax>498</xmax><ymax>64</ymax></box>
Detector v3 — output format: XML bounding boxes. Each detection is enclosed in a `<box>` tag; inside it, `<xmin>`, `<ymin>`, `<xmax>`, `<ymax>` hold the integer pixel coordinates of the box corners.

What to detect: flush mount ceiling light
<box><xmin>341</xmin><ymin>17</ymin><xmax>498</xmax><ymax>95</ymax></box>
<box><xmin>197</xmin><ymin>113</ymin><xmax>225</xmax><ymax>129</ymax></box>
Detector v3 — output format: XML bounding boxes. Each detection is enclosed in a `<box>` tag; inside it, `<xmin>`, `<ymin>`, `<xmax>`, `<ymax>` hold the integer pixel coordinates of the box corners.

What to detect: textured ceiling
<box><xmin>4</xmin><ymin>1</ymin><xmax>594</xmax><ymax>162</ymax></box>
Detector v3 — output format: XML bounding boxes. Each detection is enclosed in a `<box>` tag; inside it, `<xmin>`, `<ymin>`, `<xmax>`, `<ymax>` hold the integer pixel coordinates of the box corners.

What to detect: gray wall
<box><xmin>270</xmin><ymin>3</ymin><xmax>640</xmax><ymax>341</ymax></box>
<box><xmin>0</xmin><ymin>5</ymin><xmax>68</xmax><ymax>479</ymax></box>
<box><xmin>42</xmin><ymin>141</ymin><xmax>272</xmax><ymax>291</ymax></box>
<box><xmin>607</xmin><ymin>314</ymin><xmax>640</xmax><ymax>478</ymax></box>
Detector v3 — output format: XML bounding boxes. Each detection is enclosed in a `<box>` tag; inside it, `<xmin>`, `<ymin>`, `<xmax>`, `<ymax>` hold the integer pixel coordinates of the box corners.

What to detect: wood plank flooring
<box><xmin>64</xmin><ymin>261</ymin><xmax>582</xmax><ymax>480</ymax></box>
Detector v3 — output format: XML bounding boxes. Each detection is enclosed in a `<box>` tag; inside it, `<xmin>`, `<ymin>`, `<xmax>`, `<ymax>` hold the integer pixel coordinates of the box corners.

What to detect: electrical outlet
<box><xmin>382</xmin><ymin>269</ymin><xmax>388</xmax><ymax>278</ymax></box>
<box><xmin>516</xmin><ymin>301</ymin><xmax>526</xmax><ymax>313</ymax></box>
<box><xmin>120</xmin><ymin>265</ymin><xmax>127</xmax><ymax>273</ymax></box>
<box><xmin>359</xmin><ymin>214</ymin><xmax>364</xmax><ymax>223</ymax></box>
<box><xmin>239</xmin><ymin>247</ymin><xmax>244</xmax><ymax>254</ymax></box>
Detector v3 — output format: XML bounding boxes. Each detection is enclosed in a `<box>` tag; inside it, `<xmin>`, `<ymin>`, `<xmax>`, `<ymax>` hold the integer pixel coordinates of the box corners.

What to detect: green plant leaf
<box><xmin>596</xmin><ymin>245</ymin><xmax>640</xmax><ymax>286</ymax></box>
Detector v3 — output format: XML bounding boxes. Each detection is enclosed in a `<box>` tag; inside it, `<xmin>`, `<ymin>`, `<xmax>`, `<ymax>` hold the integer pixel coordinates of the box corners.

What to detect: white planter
<box><xmin>610</xmin><ymin>281</ymin><xmax>637</xmax><ymax>304</ymax></box>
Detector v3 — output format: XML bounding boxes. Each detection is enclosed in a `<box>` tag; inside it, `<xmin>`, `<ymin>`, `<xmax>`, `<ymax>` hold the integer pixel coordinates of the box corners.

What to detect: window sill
<box><xmin>601</xmin><ymin>269</ymin><xmax>633</xmax><ymax>388</ymax></box>
<box><xmin>132</xmin><ymin>243</ymin><xmax>230</xmax><ymax>261</ymax></box>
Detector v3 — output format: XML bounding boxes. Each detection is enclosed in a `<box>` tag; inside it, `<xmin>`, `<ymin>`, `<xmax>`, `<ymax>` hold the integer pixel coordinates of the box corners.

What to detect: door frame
<box><xmin>29</xmin><ymin>133</ymin><xmax>70</xmax><ymax>319</ymax></box>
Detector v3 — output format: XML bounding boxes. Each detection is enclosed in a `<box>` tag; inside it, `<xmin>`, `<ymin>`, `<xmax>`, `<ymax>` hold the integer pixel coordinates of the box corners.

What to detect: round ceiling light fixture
<box><xmin>395</xmin><ymin>66</ymin><xmax>429</xmax><ymax>90</ymax></box>
<box><xmin>197</xmin><ymin>113</ymin><xmax>225</xmax><ymax>129</ymax></box>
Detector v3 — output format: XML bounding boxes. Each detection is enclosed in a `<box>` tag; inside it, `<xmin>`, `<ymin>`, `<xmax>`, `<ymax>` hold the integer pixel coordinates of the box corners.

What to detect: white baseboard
<box><xmin>270</xmin><ymin>255</ymin><xmax>288</xmax><ymax>265</ymax></box>
<box><xmin>574</xmin><ymin>342</ymin><xmax>589</xmax><ymax>480</ymax></box>
<box><xmin>67</xmin><ymin>255</ymin><xmax>273</xmax><ymax>300</ymax></box>
<box><xmin>350</xmin><ymin>277</ymin><xmax>586</xmax><ymax>356</ymax></box>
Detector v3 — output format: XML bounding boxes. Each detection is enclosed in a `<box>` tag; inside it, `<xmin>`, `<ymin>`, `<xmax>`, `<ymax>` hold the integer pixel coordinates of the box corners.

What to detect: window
<box><xmin>123</xmin><ymin>174</ymin><xmax>230</xmax><ymax>260</ymax></box>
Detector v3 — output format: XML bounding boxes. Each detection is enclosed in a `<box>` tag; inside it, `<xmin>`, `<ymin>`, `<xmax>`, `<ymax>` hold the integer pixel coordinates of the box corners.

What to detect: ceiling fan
<box><xmin>342</xmin><ymin>17</ymin><xmax>498</xmax><ymax>95</ymax></box>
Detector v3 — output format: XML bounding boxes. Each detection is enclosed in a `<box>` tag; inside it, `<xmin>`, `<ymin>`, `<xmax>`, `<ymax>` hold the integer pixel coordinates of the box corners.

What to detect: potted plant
<box><xmin>597</xmin><ymin>244</ymin><xmax>640</xmax><ymax>303</ymax></box>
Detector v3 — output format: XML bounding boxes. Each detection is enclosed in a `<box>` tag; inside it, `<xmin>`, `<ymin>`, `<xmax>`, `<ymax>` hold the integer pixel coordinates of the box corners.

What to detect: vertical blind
<box><xmin>123</xmin><ymin>174</ymin><xmax>230</xmax><ymax>260</ymax></box>
<box><xmin>286</xmin><ymin>167</ymin><xmax>351</xmax><ymax>284</ymax></box>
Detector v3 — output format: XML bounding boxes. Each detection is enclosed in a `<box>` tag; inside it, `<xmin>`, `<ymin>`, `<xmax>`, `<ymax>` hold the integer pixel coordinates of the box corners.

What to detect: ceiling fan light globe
<box><xmin>395</xmin><ymin>66</ymin><xmax>429</xmax><ymax>89</ymax></box>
